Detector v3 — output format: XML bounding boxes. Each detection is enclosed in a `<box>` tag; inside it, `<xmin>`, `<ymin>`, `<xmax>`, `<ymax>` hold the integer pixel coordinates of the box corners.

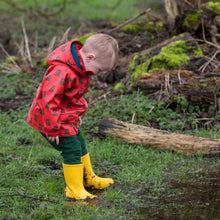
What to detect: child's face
<box><xmin>83</xmin><ymin>54</ymin><xmax>113</xmax><ymax>75</ymax></box>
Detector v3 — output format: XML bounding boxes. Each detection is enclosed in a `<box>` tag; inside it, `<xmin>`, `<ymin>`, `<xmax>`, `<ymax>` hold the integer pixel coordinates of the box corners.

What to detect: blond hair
<box><xmin>82</xmin><ymin>33</ymin><xmax>119</xmax><ymax>68</ymax></box>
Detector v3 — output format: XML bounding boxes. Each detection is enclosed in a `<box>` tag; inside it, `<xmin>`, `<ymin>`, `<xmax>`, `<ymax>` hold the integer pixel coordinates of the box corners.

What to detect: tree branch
<box><xmin>21</xmin><ymin>19</ymin><xmax>33</xmax><ymax>68</ymax></box>
<box><xmin>34</xmin><ymin>0</ymin><xmax>67</xmax><ymax>18</ymax></box>
<box><xmin>2</xmin><ymin>0</ymin><xmax>66</xmax><ymax>18</ymax></box>
<box><xmin>108</xmin><ymin>8</ymin><xmax>151</xmax><ymax>33</ymax></box>
<box><xmin>2</xmin><ymin>0</ymin><xmax>27</xmax><ymax>12</ymax></box>
<box><xmin>196</xmin><ymin>39</ymin><xmax>220</xmax><ymax>50</ymax></box>
<box><xmin>0</xmin><ymin>193</ymin><xmax>58</xmax><ymax>204</ymax></box>
<box><xmin>199</xmin><ymin>50</ymin><xmax>220</xmax><ymax>73</ymax></box>
<box><xmin>112</xmin><ymin>0</ymin><xmax>123</xmax><ymax>10</ymax></box>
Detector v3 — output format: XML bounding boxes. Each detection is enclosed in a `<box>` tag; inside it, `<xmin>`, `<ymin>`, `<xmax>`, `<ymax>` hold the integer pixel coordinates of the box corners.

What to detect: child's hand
<box><xmin>47</xmin><ymin>135</ymin><xmax>59</xmax><ymax>145</ymax></box>
<box><xmin>79</xmin><ymin>116</ymin><xmax>82</xmax><ymax>126</ymax></box>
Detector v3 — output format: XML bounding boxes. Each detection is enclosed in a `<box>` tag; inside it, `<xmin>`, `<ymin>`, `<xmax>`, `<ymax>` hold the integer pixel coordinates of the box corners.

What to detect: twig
<box><xmin>0</xmin><ymin>44</ymin><xmax>22</xmax><ymax>73</ymax></box>
<box><xmin>148</xmin><ymin>106</ymin><xmax>154</xmax><ymax>114</ymax></box>
<box><xmin>137</xmin><ymin>87</ymin><xmax>140</xmax><ymax>103</ymax></box>
<box><xmin>108</xmin><ymin>8</ymin><xmax>151</xmax><ymax>33</ymax></box>
<box><xmin>89</xmin><ymin>90</ymin><xmax>112</xmax><ymax>105</ymax></box>
<box><xmin>183</xmin><ymin>0</ymin><xmax>194</xmax><ymax>7</ymax></box>
<box><xmin>158</xmin><ymin>84</ymin><xmax>163</xmax><ymax>103</ymax></box>
<box><xmin>198</xmin><ymin>0</ymin><xmax>201</xmax><ymax>9</ymax></box>
<box><xmin>21</xmin><ymin>19</ymin><xmax>33</xmax><ymax>68</ymax></box>
<box><xmin>194</xmin><ymin>118</ymin><xmax>215</xmax><ymax>121</ymax></box>
<box><xmin>48</xmin><ymin>36</ymin><xmax>57</xmax><ymax>52</ymax></box>
<box><xmin>15</xmin><ymin>38</ymin><xmax>24</xmax><ymax>57</ymax></box>
<box><xmin>201</xmin><ymin>17</ymin><xmax>206</xmax><ymax>42</ymax></box>
<box><xmin>165</xmin><ymin>72</ymin><xmax>171</xmax><ymax>96</ymax></box>
<box><xmin>0</xmin><ymin>194</ymin><xmax>58</xmax><ymax>204</ymax></box>
<box><xmin>0</xmin><ymin>64</ymin><xmax>21</xmax><ymax>74</ymax></box>
<box><xmin>131</xmin><ymin>112</ymin><xmax>135</xmax><ymax>124</ymax></box>
<box><xmin>112</xmin><ymin>0</ymin><xmax>123</xmax><ymax>10</ymax></box>
<box><xmin>177</xmin><ymin>69</ymin><xmax>182</xmax><ymax>85</ymax></box>
<box><xmin>199</xmin><ymin>50</ymin><xmax>220</xmax><ymax>73</ymax></box>
<box><xmin>196</xmin><ymin>39</ymin><xmax>220</xmax><ymax>50</ymax></box>
<box><xmin>60</xmin><ymin>27</ymin><xmax>71</xmax><ymax>44</ymax></box>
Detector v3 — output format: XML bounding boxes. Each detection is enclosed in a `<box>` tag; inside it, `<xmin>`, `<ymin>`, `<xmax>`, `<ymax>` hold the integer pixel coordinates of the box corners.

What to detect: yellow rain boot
<box><xmin>62</xmin><ymin>163</ymin><xmax>96</xmax><ymax>200</ymax></box>
<box><xmin>81</xmin><ymin>153</ymin><xmax>114</xmax><ymax>190</ymax></box>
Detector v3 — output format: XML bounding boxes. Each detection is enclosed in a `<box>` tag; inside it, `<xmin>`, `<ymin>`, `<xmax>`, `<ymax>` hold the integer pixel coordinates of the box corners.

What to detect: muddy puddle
<box><xmin>65</xmin><ymin>170</ymin><xmax>220</xmax><ymax>219</ymax></box>
<box><xmin>137</xmin><ymin>169</ymin><xmax>220</xmax><ymax>220</ymax></box>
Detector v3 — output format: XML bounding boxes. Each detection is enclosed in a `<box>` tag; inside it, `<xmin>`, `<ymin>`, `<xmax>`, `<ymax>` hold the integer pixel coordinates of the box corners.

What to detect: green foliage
<box><xmin>121</xmin><ymin>23</ymin><xmax>146</xmax><ymax>33</ymax></box>
<box><xmin>129</xmin><ymin>40</ymin><xmax>202</xmax><ymax>82</ymax></box>
<box><xmin>72</xmin><ymin>32</ymin><xmax>97</xmax><ymax>44</ymax></box>
<box><xmin>82</xmin><ymin>91</ymin><xmax>207</xmax><ymax>134</ymax></box>
<box><xmin>193</xmin><ymin>45</ymin><xmax>203</xmax><ymax>57</ymax></box>
<box><xmin>41</xmin><ymin>56</ymin><xmax>48</xmax><ymax>68</ymax></box>
<box><xmin>121</xmin><ymin>21</ymin><xmax>164</xmax><ymax>33</ymax></box>
<box><xmin>6</xmin><ymin>56</ymin><xmax>22</xmax><ymax>64</ymax></box>
<box><xmin>209</xmin><ymin>1</ymin><xmax>220</xmax><ymax>14</ymax></box>
<box><xmin>151</xmin><ymin>40</ymin><xmax>190</xmax><ymax>70</ymax></box>
<box><xmin>113</xmin><ymin>82</ymin><xmax>126</xmax><ymax>93</ymax></box>
<box><xmin>0</xmin><ymin>72</ymin><xmax>40</xmax><ymax>99</ymax></box>
<box><xmin>173</xmin><ymin>95</ymin><xmax>189</xmax><ymax>112</ymax></box>
<box><xmin>128</xmin><ymin>54</ymin><xmax>151</xmax><ymax>82</ymax></box>
<box><xmin>183</xmin><ymin>10</ymin><xmax>202</xmax><ymax>27</ymax></box>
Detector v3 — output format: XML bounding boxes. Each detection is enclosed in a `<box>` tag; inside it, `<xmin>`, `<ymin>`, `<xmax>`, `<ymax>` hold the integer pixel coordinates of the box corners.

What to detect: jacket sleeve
<box><xmin>38</xmin><ymin>65</ymin><xmax>79</xmax><ymax>136</ymax></box>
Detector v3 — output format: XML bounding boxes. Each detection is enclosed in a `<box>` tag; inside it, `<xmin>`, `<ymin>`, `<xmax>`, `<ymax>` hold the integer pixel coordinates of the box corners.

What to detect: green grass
<box><xmin>0</xmin><ymin>0</ymin><xmax>141</xmax><ymax>22</ymax></box>
<box><xmin>0</xmin><ymin>86</ymin><xmax>219</xmax><ymax>219</ymax></box>
<box><xmin>83</xmin><ymin>91</ymin><xmax>218</xmax><ymax>134</ymax></box>
<box><xmin>0</xmin><ymin>72</ymin><xmax>41</xmax><ymax>99</ymax></box>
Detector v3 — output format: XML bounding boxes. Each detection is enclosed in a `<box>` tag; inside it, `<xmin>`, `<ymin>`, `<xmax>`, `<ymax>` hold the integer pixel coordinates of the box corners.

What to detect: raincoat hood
<box><xmin>47</xmin><ymin>41</ymin><xmax>94</xmax><ymax>76</ymax></box>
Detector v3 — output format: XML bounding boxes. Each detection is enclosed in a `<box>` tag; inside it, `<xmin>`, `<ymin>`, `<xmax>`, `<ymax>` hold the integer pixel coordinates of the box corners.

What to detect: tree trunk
<box><xmin>98</xmin><ymin>117</ymin><xmax>220</xmax><ymax>156</ymax></box>
<box><xmin>165</xmin><ymin>0</ymin><xmax>210</xmax><ymax>23</ymax></box>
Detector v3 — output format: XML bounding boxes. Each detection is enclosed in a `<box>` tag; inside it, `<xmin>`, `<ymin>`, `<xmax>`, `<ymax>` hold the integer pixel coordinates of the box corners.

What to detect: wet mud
<box><xmin>137</xmin><ymin>169</ymin><xmax>220</xmax><ymax>220</ymax></box>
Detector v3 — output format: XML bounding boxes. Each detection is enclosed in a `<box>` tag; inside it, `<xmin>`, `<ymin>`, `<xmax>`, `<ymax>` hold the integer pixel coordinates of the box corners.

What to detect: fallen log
<box><xmin>98</xmin><ymin>117</ymin><xmax>220</xmax><ymax>155</ymax></box>
<box><xmin>133</xmin><ymin>70</ymin><xmax>220</xmax><ymax>108</ymax></box>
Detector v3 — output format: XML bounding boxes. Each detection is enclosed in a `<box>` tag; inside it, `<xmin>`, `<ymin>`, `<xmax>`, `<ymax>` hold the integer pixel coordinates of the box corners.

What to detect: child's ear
<box><xmin>86</xmin><ymin>53</ymin><xmax>96</xmax><ymax>63</ymax></box>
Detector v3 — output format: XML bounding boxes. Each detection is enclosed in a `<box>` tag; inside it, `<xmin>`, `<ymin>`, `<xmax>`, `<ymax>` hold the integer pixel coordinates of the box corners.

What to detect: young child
<box><xmin>27</xmin><ymin>33</ymin><xmax>119</xmax><ymax>200</ymax></box>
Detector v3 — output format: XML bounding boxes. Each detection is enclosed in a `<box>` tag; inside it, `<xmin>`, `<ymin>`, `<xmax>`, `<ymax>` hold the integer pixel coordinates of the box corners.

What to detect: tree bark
<box><xmin>98</xmin><ymin>117</ymin><xmax>220</xmax><ymax>155</ymax></box>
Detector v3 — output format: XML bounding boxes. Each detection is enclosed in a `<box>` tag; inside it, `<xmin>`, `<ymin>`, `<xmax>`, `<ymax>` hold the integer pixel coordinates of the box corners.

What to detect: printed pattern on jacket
<box><xmin>27</xmin><ymin>41</ymin><xmax>94</xmax><ymax>137</ymax></box>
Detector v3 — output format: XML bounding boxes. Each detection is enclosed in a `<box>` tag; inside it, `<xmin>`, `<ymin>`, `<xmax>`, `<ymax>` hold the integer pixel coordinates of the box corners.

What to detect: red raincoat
<box><xmin>27</xmin><ymin>41</ymin><xmax>94</xmax><ymax>137</ymax></box>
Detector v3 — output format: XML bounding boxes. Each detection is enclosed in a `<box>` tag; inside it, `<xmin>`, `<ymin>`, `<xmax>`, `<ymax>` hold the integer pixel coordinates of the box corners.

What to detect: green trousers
<box><xmin>42</xmin><ymin>130</ymin><xmax>87</xmax><ymax>164</ymax></box>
